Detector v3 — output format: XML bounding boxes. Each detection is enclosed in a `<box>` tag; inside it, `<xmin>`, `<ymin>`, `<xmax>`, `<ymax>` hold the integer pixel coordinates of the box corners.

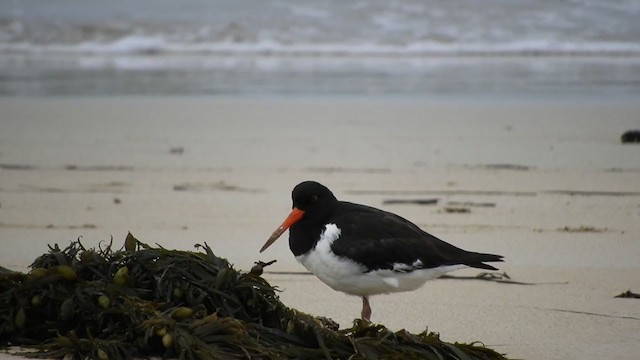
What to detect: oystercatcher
<box><xmin>260</xmin><ymin>181</ymin><xmax>503</xmax><ymax>322</ymax></box>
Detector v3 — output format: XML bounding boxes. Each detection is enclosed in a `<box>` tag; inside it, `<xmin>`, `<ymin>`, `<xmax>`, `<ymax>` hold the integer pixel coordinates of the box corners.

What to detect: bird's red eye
<box><xmin>311</xmin><ymin>195</ymin><xmax>318</xmax><ymax>202</ymax></box>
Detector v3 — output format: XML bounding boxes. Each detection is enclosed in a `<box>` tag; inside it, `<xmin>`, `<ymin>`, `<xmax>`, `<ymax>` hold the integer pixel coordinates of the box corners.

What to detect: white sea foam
<box><xmin>1</xmin><ymin>0</ymin><xmax>639</xmax><ymax>58</ymax></box>
<box><xmin>2</xmin><ymin>35</ymin><xmax>640</xmax><ymax>58</ymax></box>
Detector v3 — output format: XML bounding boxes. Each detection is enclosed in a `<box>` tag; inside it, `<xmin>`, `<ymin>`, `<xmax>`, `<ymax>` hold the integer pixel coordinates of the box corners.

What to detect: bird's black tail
<box><xmin>464</xmin><ymin>253</ymin><xmax>504</xmax><ymax>271</ymax></box>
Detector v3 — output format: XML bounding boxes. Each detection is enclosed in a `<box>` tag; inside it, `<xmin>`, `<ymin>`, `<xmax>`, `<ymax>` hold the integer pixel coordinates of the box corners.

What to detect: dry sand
<box><xmin>1</xmin><ymin>97</ymin><xmax>639</xmax><ymax>359</ymax></box>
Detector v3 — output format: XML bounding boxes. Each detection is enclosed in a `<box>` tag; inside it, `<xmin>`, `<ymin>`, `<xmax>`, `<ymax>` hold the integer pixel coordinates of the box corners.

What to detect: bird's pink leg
<box><xmin>361</xmin><ymin>296</ymin><xmax>372</xmax><ymax>322</ymax></box>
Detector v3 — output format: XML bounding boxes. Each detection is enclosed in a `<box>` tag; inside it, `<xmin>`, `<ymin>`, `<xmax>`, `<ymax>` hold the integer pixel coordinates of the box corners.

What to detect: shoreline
<box><xmin>2</xmin><ymin>91</ymin><xmax>640</xmax><ymax>105</ymax></box>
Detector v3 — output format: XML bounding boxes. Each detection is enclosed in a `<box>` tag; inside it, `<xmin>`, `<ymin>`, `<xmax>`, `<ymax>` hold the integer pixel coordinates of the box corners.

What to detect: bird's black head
<box><xmin>259</xmin><ymin>181</ymin><xmax>338</xmax><ymax>253</ymax></box>
<box><xmin>291</xmin><ymin>181</ymin><xmax>338</xmax><ymax>216</ymax></box>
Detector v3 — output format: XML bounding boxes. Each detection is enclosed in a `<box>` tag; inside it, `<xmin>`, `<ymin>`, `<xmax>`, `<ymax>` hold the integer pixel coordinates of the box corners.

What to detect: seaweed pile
<box><xmin>0</xmin><ymin>233</ymin><xmax>508</xmax><ymax>359</ymax></box>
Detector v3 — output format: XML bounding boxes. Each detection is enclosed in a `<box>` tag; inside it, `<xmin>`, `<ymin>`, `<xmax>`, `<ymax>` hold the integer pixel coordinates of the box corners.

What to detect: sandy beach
<box><xmin>1</xmin><ymin>97</ymin><xmax>639</xmax><ymax>359</ymax></box>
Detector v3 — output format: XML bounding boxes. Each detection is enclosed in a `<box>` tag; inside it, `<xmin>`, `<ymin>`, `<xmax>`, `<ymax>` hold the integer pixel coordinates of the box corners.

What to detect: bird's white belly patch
<box><xmin>296</xmin><ymin>224</ymin><xmax>367</xmax><ymax>293</ymax></box>
<box><xmin>296</xmin><ymin>224</ymin><xmax>466</xmax><ymax>296</ymax></box>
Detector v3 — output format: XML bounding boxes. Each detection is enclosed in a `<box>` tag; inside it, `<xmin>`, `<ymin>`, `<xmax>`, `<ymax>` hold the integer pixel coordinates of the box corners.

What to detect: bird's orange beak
<box><xmin>260</xmin><ymin>207</ymin><xmax>305</xmax><ymax>253</ymax></box>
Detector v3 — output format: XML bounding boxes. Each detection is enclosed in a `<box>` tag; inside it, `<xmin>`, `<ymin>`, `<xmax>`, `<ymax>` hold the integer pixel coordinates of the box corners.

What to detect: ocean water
<box><xmin>1</xmin><ymin>0</ymin><xmax>639</xmax><ymax>98</ymax></box>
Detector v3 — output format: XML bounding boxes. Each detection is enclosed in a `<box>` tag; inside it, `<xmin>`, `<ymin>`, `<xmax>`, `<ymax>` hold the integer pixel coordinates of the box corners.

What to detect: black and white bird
<box><xmin>260</xmin><ymin>181</ymin><xmax>503</xmax><ymax>322</ymax></box>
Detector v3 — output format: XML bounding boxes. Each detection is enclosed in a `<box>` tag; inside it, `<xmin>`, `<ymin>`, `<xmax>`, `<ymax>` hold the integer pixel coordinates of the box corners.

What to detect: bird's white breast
<box><xmin>296</xmin><ymin>224</ymin><xmax>466</xmax><ymax>296</ymax></box>
<box><xmin>295</xmin><ymin>224</ymin><xmax>367</xmax><ymax>293</ymax></box>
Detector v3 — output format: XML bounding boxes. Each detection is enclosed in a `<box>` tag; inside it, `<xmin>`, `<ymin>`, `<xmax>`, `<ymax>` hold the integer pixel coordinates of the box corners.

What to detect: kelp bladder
<box><xmin>0</xmin><ymin>233</ymin><xmax>509</xmax><ymax>359</ymax></box>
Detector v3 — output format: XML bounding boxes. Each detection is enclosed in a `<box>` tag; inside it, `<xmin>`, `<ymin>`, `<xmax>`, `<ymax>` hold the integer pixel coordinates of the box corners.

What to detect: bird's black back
<box><xmin>329</xmin><ymin>201</ymin><xmax>503</xmax><ymax>272</ymax></box>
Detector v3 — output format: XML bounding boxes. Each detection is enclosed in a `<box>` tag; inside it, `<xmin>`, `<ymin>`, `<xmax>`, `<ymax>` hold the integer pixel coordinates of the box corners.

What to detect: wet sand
<box><xmin>1</xmin><ymin>97</ymin><xmax>639</xmax><ymax>359</ymax></box>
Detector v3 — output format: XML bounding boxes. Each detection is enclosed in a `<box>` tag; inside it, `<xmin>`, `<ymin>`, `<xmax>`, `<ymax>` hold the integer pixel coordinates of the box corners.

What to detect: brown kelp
<box><xmin>0</xmin><ymin>233</ymin><xmax>508</xmax><ymax>359</ymax></box>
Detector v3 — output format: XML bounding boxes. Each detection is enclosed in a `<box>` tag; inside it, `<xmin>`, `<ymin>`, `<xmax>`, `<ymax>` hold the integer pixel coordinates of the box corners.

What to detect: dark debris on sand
<box><xmin>621</xmin><ymin>130</ymin><xmax>640</xmax><ymax>144</ymax></box>
<box><xmin>615</xmin><ymin>290</ymin><xmax>640</xmax><ymax>299</ymax></box>
<box><xmin>0</xmin><ymin>233</ymin><xmax>509</xmax><ymax>360</ymax></box>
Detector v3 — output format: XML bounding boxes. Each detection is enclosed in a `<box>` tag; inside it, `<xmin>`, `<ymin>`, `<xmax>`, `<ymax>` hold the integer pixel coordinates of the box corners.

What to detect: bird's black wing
<box><xmin>330</xmin><ymin>202</ymin><xmax>502</xmax><ymax>271</ymax></box>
